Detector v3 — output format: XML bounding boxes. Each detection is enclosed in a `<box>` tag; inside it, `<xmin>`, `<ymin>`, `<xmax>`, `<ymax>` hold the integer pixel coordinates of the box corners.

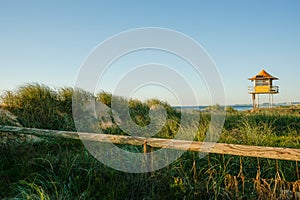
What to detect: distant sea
<box><xmin>227</xmin><ymin>105</ymin><xmax>253</xmax><ymax>111</ymax></box>
<box><xmin>174</xmin><ymin>105</ymin><xmax>253</xmax><ymax>111</ymax></box>
<box><xmin>174</xmin><ymin>102</ymin><xmax>300</xmax><ymax>112</ymax></box>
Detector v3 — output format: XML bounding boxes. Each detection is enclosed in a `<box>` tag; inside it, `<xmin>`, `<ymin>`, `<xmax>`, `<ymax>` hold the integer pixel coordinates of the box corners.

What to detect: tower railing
<box><xmin>271</xmin><ymin>86</ymin><xmax>279</xmax><ymax>93</ymax></box>
<box><xmin>248</xmin><ymin>86</ymin><xmax>279</xmax><ymax>93</ymax></box>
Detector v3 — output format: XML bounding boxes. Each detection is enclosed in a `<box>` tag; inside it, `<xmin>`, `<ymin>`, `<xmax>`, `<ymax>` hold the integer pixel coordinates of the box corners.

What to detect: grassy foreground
<box><xmin>1</xmin><ymin>83</ymin><xmax>300</xmax><ymax>199</ymax></box>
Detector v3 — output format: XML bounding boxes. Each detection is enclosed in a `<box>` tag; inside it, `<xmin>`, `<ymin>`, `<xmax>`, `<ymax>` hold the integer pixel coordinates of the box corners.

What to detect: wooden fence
<box><xmin>1</xmin><ymin>125</ymin><xmax>300</xmax><ymax>161</ymax></box>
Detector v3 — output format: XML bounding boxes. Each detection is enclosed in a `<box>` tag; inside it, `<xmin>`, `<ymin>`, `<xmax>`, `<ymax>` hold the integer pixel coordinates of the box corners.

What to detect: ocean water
<box><xmin>231</xmin><ymin>105</ymin><xmax>253</xmax><ymax>111</ymax></box>
<box><xmin>174</xmin><ymin>105</ymin><xmax>253</xmax><ymax>111</ymax></box>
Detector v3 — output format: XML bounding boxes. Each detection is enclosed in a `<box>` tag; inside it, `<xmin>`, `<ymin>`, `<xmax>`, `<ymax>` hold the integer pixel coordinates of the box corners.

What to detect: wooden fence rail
<box><xmin>1</xmin><ymin>125</ymin><xmax>300</xmax><ymax>161</ymax></box>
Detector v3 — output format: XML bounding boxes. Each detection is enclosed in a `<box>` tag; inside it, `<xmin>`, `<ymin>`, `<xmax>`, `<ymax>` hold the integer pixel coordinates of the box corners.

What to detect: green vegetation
<box><xmin>1</xmin><ymin>83</ymin><xmax>300</xmax><ymax>199</ymax></box>
<box><xmin>1</xmin><ymin>84</ymin><xmax>75</xmax><ymax>131</ymax></box>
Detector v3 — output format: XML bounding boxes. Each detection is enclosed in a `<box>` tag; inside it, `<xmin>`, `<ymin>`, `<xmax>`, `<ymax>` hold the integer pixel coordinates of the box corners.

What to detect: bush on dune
<box><xmin>1</xmin><ymin>83</ymin><xmax>75</xmax><ymax>131</ymax></box>
<box><xmin>0</xmin><ymin>84</ymin><xmax>182</xmax><ymax>137</ymax></box>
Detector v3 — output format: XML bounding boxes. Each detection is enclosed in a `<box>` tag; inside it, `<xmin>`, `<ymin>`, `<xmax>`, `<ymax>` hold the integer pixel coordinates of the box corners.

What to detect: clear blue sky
<box><xmin>1</xmin><ymin>0</ymin><xmax>299</xmax><ymax>105</ymax></box>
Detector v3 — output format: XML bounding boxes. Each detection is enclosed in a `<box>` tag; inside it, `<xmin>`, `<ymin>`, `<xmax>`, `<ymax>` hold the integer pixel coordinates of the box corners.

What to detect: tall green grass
<box><xmin>1</xmin><ymin>139</ymin><xmax>300</xmax><ymax>199</ymax></box>
<box><xmin>1</xmin><ymin>83</ymin><xmax>75</xmax><ymax>131</ymax></box>
<box><xmin>2</xmin><ymin>83</ymin><xmax>299</xmax><ymax>145</ymax></box>
<box><xmin>1</xmin><ymin>83</ymin><xmax>300</xmax><ymax>199</ymax></box>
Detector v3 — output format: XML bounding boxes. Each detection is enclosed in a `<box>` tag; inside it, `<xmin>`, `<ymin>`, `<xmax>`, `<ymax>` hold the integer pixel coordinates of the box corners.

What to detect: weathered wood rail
<box><xmin>1</xmin><ymin>125</ymin><xmax>300</xmax><ymax>161</ymax></box>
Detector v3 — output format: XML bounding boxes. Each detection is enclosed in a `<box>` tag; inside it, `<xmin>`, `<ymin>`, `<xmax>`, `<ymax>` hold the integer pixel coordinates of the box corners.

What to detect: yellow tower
<box><xmin>248</xmin><ymin>69</ymin><xmax>279</xmax><ymax>109</ymax></box>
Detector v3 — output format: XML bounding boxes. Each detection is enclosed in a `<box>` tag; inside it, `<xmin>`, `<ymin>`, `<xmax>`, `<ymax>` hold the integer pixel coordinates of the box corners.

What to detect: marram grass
<box><xmin>1</xmin><ymin>83</ymin><xmax>300</xmax><ymax>199</ymax></box>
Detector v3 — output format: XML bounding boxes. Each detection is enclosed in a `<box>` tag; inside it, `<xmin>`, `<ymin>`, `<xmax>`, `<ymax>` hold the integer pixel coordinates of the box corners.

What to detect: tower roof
<box><xmin>248</xmin><ymin>69</ymin><xmax>278</xmax><ymax>80</ymax></box>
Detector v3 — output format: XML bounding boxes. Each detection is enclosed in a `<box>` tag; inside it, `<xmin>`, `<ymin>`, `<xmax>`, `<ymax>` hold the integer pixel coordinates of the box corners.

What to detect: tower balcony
<box><xmin>248</xmin><ymin>85</ymin><xmax>279</xmax><ymax>94</ymax></box>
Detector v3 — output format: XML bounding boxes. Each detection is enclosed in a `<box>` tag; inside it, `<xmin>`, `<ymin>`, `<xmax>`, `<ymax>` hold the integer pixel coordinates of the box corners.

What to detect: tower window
<box><xmin>255</xmin><ymin>79</ymin><xmax>269</xmax><ymax>86</ymax></box>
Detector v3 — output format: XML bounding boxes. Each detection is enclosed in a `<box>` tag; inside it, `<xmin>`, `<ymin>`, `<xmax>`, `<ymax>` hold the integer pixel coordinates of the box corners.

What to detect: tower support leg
<box><xmin>252</xmin><ymin>94</ymin><xmax>256</xmax><ymax>109</ymax></box>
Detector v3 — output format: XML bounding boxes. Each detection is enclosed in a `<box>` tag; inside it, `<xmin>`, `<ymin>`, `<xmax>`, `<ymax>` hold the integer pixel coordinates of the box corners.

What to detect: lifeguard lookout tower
<box><xmin>248</xmin><ymin>69</ymin><xmax>279</xmax><ymax>109</ymax></box>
